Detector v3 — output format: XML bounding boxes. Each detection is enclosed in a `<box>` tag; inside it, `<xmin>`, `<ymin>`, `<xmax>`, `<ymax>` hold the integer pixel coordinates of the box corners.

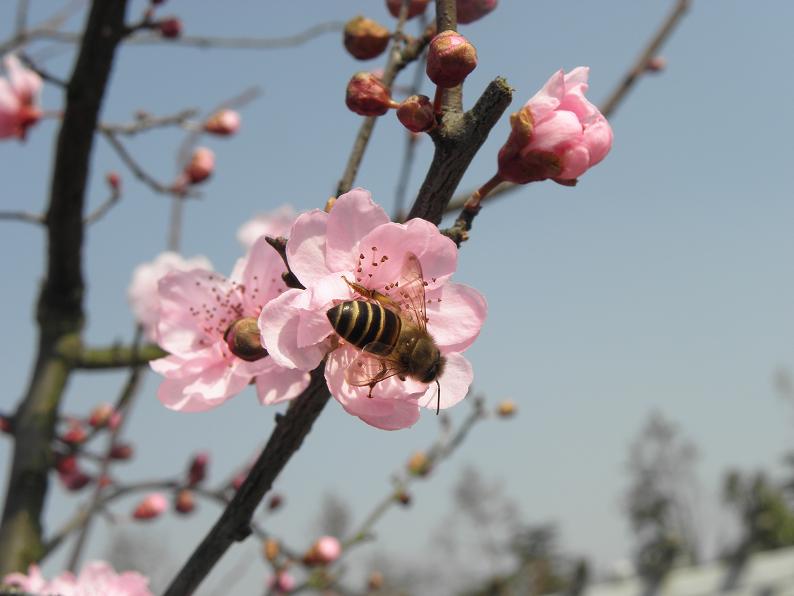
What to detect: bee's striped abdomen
<box><xmin>327</xmin><ymin>300</ymin><xmax>401</xmax><ymax>354</ymax></box>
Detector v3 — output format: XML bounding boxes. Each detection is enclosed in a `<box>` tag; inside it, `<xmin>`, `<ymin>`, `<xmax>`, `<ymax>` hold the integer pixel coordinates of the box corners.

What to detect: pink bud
<box><xmin>158</xmin><ymin>17</ymin><xmax>182</xmax><ymax>39</ymax></box>
<box><xmin>224</xmin><ymin>317</ymin><xmax>268</xmax><ymax>362</ymax></box>
<box><xmin>105</xmin><ymin>172</ymin><xmax>121</xmax><ymax>192</ymax></box>
<box><xmin>109</xmin><ymin>443</ymin><xmax>133</xmax><ymax>460</ymax></box>
<box><xmin>426</xmin><ymin>30</ymin><xmax>478</xmax><ymax>88</ymax></box>
<box><xmin>645</xmin><ymin>56</ymin><xmax>667</xmax><ymax>73</ymax></box>
<box><xmin>107</xmin><ymin>411</ymin><xmax>122</xmax><ymax>430</ymax></box>
<box><xmin>132</xmin><ymin>493</ymin><xmax>167</xmax><ymax>520</ymax></box>
<box><xmin>174</xmin><ymin>489</ymin><xmax>195</xmax><ymax>514</ymax></box>
<box><xmin>456</xmin><ymin>0</ymin><xmax>498</xmax><ymax>24</ymax></box>
<box><xmin>386</xmin><ymin>0</ymin><xmax>430</xmax><ymax>19</ymax></box>
<box><xmin>304</xmin><ymin>535</ymin><xmax>342</xmax><ymax>566</ymax></box>
<box><xmin>203</xmin><ymin>109</ymin><xmax>241</xmax><ymax>136</ymax></box>
<box><xmin>345</xmin><ymin>72</ymin><xmax>397</xmax><ymax>116</ymax></box>
<box><xmin>88</xmin><ymin>403</ymin><xmax>115</xmax><ymax>428</ymax></box>
<box><xmin>55</xmin><ymin>453</ymin><xmax>77</xmax><ymax>475</ymax></box>
<box><xmin>267</xmin><ymin>493</ymin><xmax>284</xmax><ymax>511</ymax></box>
<box><xmin>62</xmin><ymin>422</ymin><xmax>87</xmax><ymax>446</ymax></box>
<box><xmin>268</xmin><ymin>571</ymin><xmax>295</xmax><ymax>594</ymax></box>
<box><xmin>187</xmin><ymin>452</ymin><xmax>209</xmax><ymax>487</ymax></box>
<box><xmin>396</xmin><ymin>94</ymin><xmax>436</xmax><ymax>133</ymax></box>
<box><xmin>232</xmin><ymin>469</ymin><xmax>248</xmax><ymax>490</ymax></box>
<box><xmin>59</xmin><ymin>470</ymin><xmax>92</xmax><ymax>491</ymax></box>
<box><xmin>344</xmin><ymin>16</ymin><xmax>390</xmax><ymax>61</ymax></box>
<box><xmin>183</xmin><ymin>147</ymin><xmax>215</xmax><ymax>185</ymax></box>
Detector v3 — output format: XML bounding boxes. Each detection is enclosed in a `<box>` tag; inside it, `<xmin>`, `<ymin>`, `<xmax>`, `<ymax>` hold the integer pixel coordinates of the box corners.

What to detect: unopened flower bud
<box><xmin>224</xmin><ymin>317</ymin><xmax>268</xmax><ymax>362</ymax></box>
<box><xmin>88</xmin><ymin>403</ymin><xmax>115</xmax><ymax>428</ymax></box>
<box><xmin>232</xmin><ymin>469</ymin><xmax>248</xmax><ymax>490</ymax></box>
<box><xmin>0</xmin><ymin>414</ymin><xmax>13</xmax><ymax>434</ymax></box>
<box><xmin>426</xmin><ymin>30</ymin><xmax>478</xmax><ymax>88</ymax></box>
<box><xmin>396</xmin><ymin>95</ymin><xmax>436</xmax><ymax>133</ymax></box>
<box><xmin>203</xmin><ymin>109</ymin><xmax>241</xmax><ymax>136</ymax></box>
<box><xmin>267</xmin><ymin>493</ymin><xmax>284</xmax><ymax>511</ymax></box>
<box><xmin>187</xmin><ymin>452</ymin><xmax>209</xmax><ymax>487</ymax></box>
<box><xmin>132</xmin><ymin>493</ymin><xmax>167</xmax><ymax>520</ymax></box>
<box><xmin>107</xmin><ymin>411</ymin><xmax>122</xmax><ymax>430</ymax></box>
<box><xmin>645</xmin><ymin>56</ymin><xmax>667</xmax><ymax>73</ymax></box>
<box><xmin>345</xmin><ymin>72</ymin><xmax>398</xmax><ymax>117</ymax></box>
<box><xmin>97</xmin><ymin>474</ymin><xmax>113</xmax><ymax>488</ymax></box>
<box><xmin>344</xmin><ymin>16</ymin><xmax>390</xmax><ymax>60</ymax></box>
<box><xmin>184</xmin><ymin>147</ymin><xmax>214</xmax><ymax>185</ymax></box>
<box><xmin>60</xmin><ymin>470</ymin><xmax>92</xmax><ymax>491</ymax></box>
<box><xmin>496</xmin><ymin>399</ymin><xmax>516</xmax><ymax>418</ymax></box>
<box><xmin>268</xmin><ymin>571</ymin><xmax>295</xmax><ymax>594</ymax></box>
<box><xmin>55</xmin><ymin>453</ymin><xmax>78</xmax><ymax>475</ymax></box>
<box><xmin>456</xmin><ymin>0</ymin><xmax>498</xmax><ymax>24</ymax></box>
<box><xmin>304</xmin><ymin>536</ymin><xmax>342</xmax><ymax>566</ymax></box>
<box><xmin>174</xmin><ymin>488</ymin><xmax>195</xmax><ymax>514</ymax></box>
<box><xmin>158</xmin><ymin>17</ymin><xmax>182</xmax><ymax>39</ymax></box>
<box><xmin>62</xmin><ymin>422</ymin><xmax>87</xmax><ymax>446</ymax></box>
<box><xmin>395</xmin><ymin>489</ymin><xmax>412</xmax><ymax>506</ymax></box>
<box><xmin>368</xmin><ymin>571</ymin><xmax>384</xmax><ymax>590</ymax></box>
<box><xmin>386</xmin><ymin>0</ymin><xmax>430</xmax><ymax>19</ymax></box>
<box><xmin>264</xmin><ymin>538</ymin><xmax>280</xmax><ymax>562</ymax></box>
<box><xmin>109</xmin><ymin>443</ymin><xmax>134</xmax><ymax>460</ymax></box>
<box><xmin>106</xmin><ymin>172</ymin><xmax>121</xmax><ymax>192</ymax></box>
<box><xmin>407</xmin><ymin>451</ymin><xmax>431</xmax><ymax>476</ymax></box>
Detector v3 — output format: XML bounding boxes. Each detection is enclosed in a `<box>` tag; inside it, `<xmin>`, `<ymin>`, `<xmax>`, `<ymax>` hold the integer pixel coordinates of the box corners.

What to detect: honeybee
<box><xmin>326</xmin><ymin>252</ymin><xmax>445</xmax><ymax>413</ymax></box>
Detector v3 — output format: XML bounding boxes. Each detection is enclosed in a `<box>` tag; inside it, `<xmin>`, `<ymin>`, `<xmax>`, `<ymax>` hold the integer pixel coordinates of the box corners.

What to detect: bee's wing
<box><xmin>345</xmin><ymin>346</ymin><xmax>403</xmax><ymax>387</ymax></box>
<box><xmin>389</xmin><ymin>252</ymin><xmax>428</xmax><ymax>331</ymax></box>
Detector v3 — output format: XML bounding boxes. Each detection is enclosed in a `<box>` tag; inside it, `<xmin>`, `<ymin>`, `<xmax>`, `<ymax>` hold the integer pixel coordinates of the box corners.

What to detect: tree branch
<box><xmin>0</xmin><ymin>211</ymin><xmax>45</xmax><ymax>226</ymax></box>
<box><xmin>66</xmin><ymin>343</ymin><xmax>166</xmax><ymax>369</ymax></box>
<box><xmin>0</xmin><ymin>0</ymin><xmax>130</xmax><ymax>575</ymax></box>
<box><xmin>164</xmin><ymin>364</ymin><xmax>331</xmax><ymax>596</ymax></box>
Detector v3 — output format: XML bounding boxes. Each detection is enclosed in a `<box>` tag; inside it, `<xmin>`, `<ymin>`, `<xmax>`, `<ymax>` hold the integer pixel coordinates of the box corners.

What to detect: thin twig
<box><xmin>100</xmin><ymin>109</ymin><xmax>198</xmax><ymax>136</ymax></box>
<box><xmin>14</xmin><ymin>0</ymin><xmax>30</xmax><ymax>38</ymax></box>
<box><xmin>0</xmin><ymin>211</ymin><xmax>45</xmax><ymax>226</ymax></box>
<box><xmin>336</xmin><ymin>5</ymin><xmax>434</xmax><ymax>196</ymax></box>
<box><xmin>83</xmin><ymin>186</ymin><xmax>121</xmax><ymax>225</ymax></box>
<box><xmin>126</xmin><ymin>21</ymin><xmax>344</xmax><ymax>50</ymax></box>
<box><xmin>445</xmin><ymin>0</ymin><xmax>692</xmax><ymax>213</ymax></box>
<box><xmin>66</xmin><ymin>343</ymin><xmax>166</xmax><ymax>369</ymax></box>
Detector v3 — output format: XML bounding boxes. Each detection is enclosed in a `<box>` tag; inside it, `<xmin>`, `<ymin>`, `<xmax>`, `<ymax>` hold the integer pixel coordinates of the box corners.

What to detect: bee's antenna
<box><xmin>435</xmin><ymin>379</ymin><xmax>441</xmax><ymax>415</ymax></box>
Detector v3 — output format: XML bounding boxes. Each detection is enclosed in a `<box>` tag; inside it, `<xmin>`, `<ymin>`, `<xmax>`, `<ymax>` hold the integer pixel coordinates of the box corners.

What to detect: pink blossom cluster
<box><xmin>4</xmin><ymin>560</ymin><xmax>152</xmax><ymax>595</ymax></box>
<box><xmin>0</xmin><ymin>54</ymin><xmax>42</xmax><ymax>140</ymax></box>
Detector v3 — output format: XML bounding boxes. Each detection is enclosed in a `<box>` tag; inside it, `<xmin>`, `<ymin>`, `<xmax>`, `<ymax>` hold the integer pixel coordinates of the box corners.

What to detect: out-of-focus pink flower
<box><xmin>497</xmin><ymin>67</ymin><xmax>613</xmax><ymax>184</ymax></box>
<box><xmin>128</xmin><ymin>251</ymin><xmax>212</xmax><ymax>341</ymax></box>
<box><xmin>237</xmin><ymin>205</ymin><xmax>296</xmax><ymax>249</ymax></box>
<box><xmin>183</xmin><ymin>146</ymin><xmax>215</xmax><ymax>185</ymax></box>
<box><xmin>386</xmin><ymin>0</ymin><xmax>429</xmax><ymax>19</ymax></box>
<box><xmin>62</xmin><ymin>421</ymin><xmax>87</xmax><ymax>446</ymax></box>
<box><xmin>268</xmin><ymin>571</ymin><xmax>296</xmax><ymax>594</ymax></box>
<box><xmin>4</xmin><ymin>561</ymin><xmax>152</xmax><ymax>596</ymax></box>
<box><xmin>0</xmin><ymin>54</ymin><xmax>42</xmax><ymax>140</ymax></box>
<box><xmin>304</xmin><ymin>535</ymin><xmax>342</xmax><ymax>565</ymax></box>
<box><xmin>150</xmin><ymin>237</ymin><xmax>311</xmax><ymax>411</ymax></box>
<box><xmin>456</xmin><ymin>0</ymin><xmax>498</xmax><ymax>24</ymax></box>
<box><xmin>89</xmin><ymin>402</ymin><xmax>115</xmax><ymax>428</ymax></box>
<box><xmin>258</xmin><ymin>189</ymin><xmax>486</xmax><ymax>430</ymax></box>
<box><xmin>132</xmin><ymin>493</ymin><xmax>167</xmax><ymax>520</ymax></box>
<box><xmin>203</xmin><ymin>109</ymin><xmax>240</xmax><ymax>136</ymax></box>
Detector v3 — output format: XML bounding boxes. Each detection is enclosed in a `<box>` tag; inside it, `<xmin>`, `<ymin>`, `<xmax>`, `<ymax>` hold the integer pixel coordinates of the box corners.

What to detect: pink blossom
<box><xmin>268</xmin><ymin>571</ymin><xmax>296</xmax><ymax>594</ymax></box>
<box><xmin>5</xmin><ymin>561</ymin><xmax>152</xmax><ymax>595</ymax></box>
<box><xmin>498</xmin><ymin>67</ymin><xmax>613</xmax><ymax>184</ymax></box>
<box><xmin>128</xmin><ymin>251</ymin><xmax>212</xmax><ymax>340</ymax></box>
<box><xmin>305</xmin><ymin>535</ymin><xmax>342</xmax><ymax>565</ymax></box>
<box><xmin>204</xmin><ymin>109</ymin><xmax>240</xmax><ymax>136</ymax></box>
<box><xmin>183</xmin><ymin>146</ymin><xmax>215</xmax><ymax>184</ymax></box>
<box><xmin>259</xmin><ymin>189</ymin><xmax>486</xmax><ymax>430</ymax></box>
<box><xmin>150</xmin><ymin>237</ymin><xmax>310</xmax><ymax>411</ymax></box>
<box><xmin>0</xmin><ymin>54</ymin><xmax>42</xmax><ymax>140</ymax></box>
<box><xmin>132</xmin><ymin>492</ymin><xmax>168</xmax><ymax>520</ymax></box>
<box><xmin>457</xmin><ymin>0</ymin><xmax>498</xmax><ymax>24</ymax></box>
<box><xmin>237</xmin><ymin>205</ymin><xmax>296</xmax><ymax>248</ymax></box>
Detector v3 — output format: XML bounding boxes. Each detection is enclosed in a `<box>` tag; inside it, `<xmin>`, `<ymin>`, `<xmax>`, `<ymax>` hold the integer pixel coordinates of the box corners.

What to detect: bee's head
<box><xmin>413</xmin><ymin>338</ymin><xmax>446</xmax><ymax>384</ymax></box>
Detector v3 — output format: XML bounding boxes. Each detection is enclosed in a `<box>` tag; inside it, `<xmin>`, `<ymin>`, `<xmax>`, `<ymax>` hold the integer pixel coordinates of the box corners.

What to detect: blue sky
<box><xmin>1</xmin><ymin>0</ymin><xmax>794</xmax><ymax>593</ymax></box>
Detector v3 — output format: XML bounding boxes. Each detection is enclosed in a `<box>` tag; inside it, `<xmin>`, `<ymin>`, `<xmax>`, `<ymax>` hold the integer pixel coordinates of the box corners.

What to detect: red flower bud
<box><xmin>158</xmin><ymin>17</ymin><xmax>182</xmax><ymax>39</ymax></box>
<box><xmin>426</xmin><ymin>30</ymin><xmax>478</xmax><ymax>88</ymax></box>
<box><xmin>645</xmin><ymin>56</ymin><xmax>667</xmax><ymax>73</ymax></box>
<box><xmin>60</xmin><ymin>470</ymin><xmax>92</xmax><ymax>491</ymax></box>
<box><xmin>267</xmin><ymin>493</ymin><xmax>284</xmax><ymax>511</ymax></box>
<box><xmin>109</xmin><ymin>443</ymin><xmax>134</xmax><ymax>460</ymax></box>
<box><xmin>396</xmin><ymin>94</ymin><xmax>436</xmax><ymax>133</ymax></box>
<box><xmin>132</xmin><ymin>493</ymin><xmax>167</xmax><ymax>520</ymax></box>
<box><xmin>88</xmin><ymin>403</ymin><xmax>115</xmax><ymax>428</ymax></box>
<box><xmin>107</xmin><ymin>411</ymin><xmax>122</xmax><ymax>430</ymax></box>
<box><xmin>303</xmin><ymin>536</ymin><xmax>342</xmax><ymax>566</ymax></box>
<box><xmin>183</xmin><ymin>147</ymin><xmax>214</xmax><ymax>185</ymax></box>
<box><xmin>62</xmin><ymin>422</ymin><xmax>87</xmax><ymax>446</ymax></box>
<box><xmin>345</xmin><ymin>72</ymin><xmax>397</xmax><ymax>117</ymax></box>
<box><xmin>386</xmin><ymin>0</ymin><xmax>430</xmax><ymax>19</ymax></box>
<box><xmin>203</xmin><ymin>109</ymin><xmax>241</xmax><ymax>136</ymax></box>
<box><xmin>55</xmin><ymin>453</ymin><xmax>78</xmax><ymax>475</ymax></box>
<box><xmin>174</xmin><ymin>488</ymin><xmax>195</xmax><ymax>514</ymax></box>
<box><xmin>456</xmin><ymin>0</ymin><xmax>498</xmax><ymax>24</ymax></box>
<box><xmin>395</xmin><ymin>489</ymin><xmax>412</xmax><ymax>506</ymax></box>
<box><xmin>224</xmin><ymin>317</ymin><xmax>268</xmax><ymax>362</ymax></box>
<box><xmin>0</xmin><ymin>414</ymin><xmax>13</xmax><ymax>434</ymax></box>
<box><xmin>187</xmin><ymin>452</ymin><xmax>209</xmax><ymax>487</ymax></box>
<box><xmin>105</xmin><ymin>172</ymin><xmax>121</xmax><ymax>192</ymax></box>
<box><xmin>344</xmin><ymin>16</ymin><xmax>390</xmax><ymax>61</ymax></box>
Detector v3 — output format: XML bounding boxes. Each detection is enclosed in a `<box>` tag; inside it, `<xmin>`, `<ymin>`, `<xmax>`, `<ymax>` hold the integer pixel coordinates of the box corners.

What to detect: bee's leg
<box><xmin>342</xmin><ymin>277</ymin><xmax>401</xmax><ymax>310</ymax></box>
<box><xmin>342</xmin><ymin>276</ymin><xmax>373</xmax><ymax>298</ymax></box>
